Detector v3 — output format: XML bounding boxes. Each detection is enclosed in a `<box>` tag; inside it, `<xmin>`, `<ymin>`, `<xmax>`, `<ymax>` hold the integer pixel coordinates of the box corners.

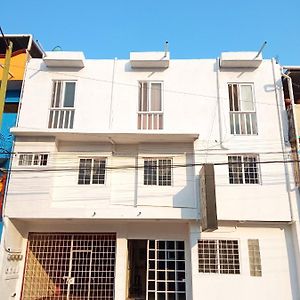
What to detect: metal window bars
<box><xmin>21</xmin><ymin>233</ymin><xmax>116</xmax><ymax>300</ymax></box>
<box><xmin>198</xmin><ymin>239</ymin><xmax>240</xmax><ymax>274</ymax></box>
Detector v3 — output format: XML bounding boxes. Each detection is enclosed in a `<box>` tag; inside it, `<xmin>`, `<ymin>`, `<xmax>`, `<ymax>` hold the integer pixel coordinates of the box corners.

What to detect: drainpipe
<box><xmin>280</xmin><ymin>64</ymin><xmax>300</xmax><ymax>295</ymax></box>
<box><xmin>281</xmin><ymin>68</ymin><xmax>300</xmax><ymax>175</ymax></box>
<box><xmin>282</xmin><ymin>69</ymin><xmax>295</xmax><ymax>105</ymax></box>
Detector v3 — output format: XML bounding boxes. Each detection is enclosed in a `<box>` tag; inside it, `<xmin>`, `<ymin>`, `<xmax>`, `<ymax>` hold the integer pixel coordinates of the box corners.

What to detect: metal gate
<box><xmin>21</xmin><ymin>233</ymin><xmax>116</xmax><ymax>300</ymax></box>
<box><xmin>147</xmin><ymin>240</ymin><xmax>186</xmax><ymax>300</ymax></box>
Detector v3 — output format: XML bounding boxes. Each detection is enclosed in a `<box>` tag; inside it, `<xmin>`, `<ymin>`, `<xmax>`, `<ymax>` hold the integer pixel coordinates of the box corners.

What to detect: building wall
<box><xmin>0</xmin><ymin>219</ymin><xmax>298</xmax><ymax>300</ymax></box>
<box><xmin>7</xmin><ymin>58</ymin><xmax>292</xmax><ymax>222</ymax></box>
<box><xmin>189</xmin><ymin>222</ymin><xmax>299</xmax><ymax>300</ymax></box>
<box><xmin>0</xmin><ymin>52</ymin><xmax>27</xmax><ymax>81</ymax></box>
<box><xmin>1</xmin><ymin>55</ymin><xmax>299</xmax><ymax>299</ymax></box>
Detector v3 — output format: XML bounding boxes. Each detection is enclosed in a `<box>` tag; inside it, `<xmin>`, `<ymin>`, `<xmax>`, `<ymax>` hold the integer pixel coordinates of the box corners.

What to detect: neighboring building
<box><xmin>0</xmin><ymin>49</ymin><xmax>299</xmax><ymax>299</ymax></box>
<box><xmin>0</xmin><ymin>35</ymin><xmax>43</xmax><ymax>234</ymax></box>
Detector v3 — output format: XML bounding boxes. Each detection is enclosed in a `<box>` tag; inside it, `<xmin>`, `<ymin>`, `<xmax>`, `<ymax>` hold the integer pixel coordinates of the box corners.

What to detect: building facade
<box><xmin>0</xmin><ymin>49</ymin><xmax>299</xmax><ymax>299</ymax></box>
<box><xmin>0</xmin><ymin>35</ymin><xmax>43</xmax><ymax>234</ymax></box>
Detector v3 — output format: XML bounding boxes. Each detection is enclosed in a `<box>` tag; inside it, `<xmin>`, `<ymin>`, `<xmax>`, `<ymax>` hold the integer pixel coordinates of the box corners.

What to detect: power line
<box><xmin>6</xmin><ymin>61</ymin><xmax>287</xmax><ymax>107</ymax></box>
<box><xmin>3</xmin><ymin>158</ymin><xmax>300</xmax><ymax>173</ymax></box>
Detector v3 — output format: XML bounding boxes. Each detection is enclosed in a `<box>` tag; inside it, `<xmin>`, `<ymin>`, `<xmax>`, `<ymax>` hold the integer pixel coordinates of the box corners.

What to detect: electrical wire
<box><xmin>6</xmin><ymin>61</ymin><xmax>287</xmax><ymax>108</ymax></box>
<box><xmin>2</xmin><ymin>158</ymin><xmax>300</xmax><ymax>173</ymax></box>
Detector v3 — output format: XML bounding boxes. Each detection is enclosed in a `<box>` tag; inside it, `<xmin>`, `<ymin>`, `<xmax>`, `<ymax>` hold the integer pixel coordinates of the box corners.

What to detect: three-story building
<box><xmin>0</xmin><ymin>49</ymin><xmax>299</xmax><ymax>299</ymax></box>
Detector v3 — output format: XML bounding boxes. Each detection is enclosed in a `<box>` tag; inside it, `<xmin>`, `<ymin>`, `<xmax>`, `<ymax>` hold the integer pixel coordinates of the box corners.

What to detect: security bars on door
<box><xmin>147</xmin><ymin>240</ymin><xmax>186</xmax><ymax>300</ymax></box>
<box><xmin>21</xmin><ymin>233</ymin><xmax>116</xmax><ymax>300</ymax></box>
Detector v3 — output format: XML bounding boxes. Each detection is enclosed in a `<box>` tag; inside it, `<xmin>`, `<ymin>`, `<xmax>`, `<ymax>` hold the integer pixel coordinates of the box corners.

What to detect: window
<box><xmin>228</xmin><ymin>154</ymin><xmax>260</xmax><ymax>184</ymax></box>
<box><xmin>78</xmin><ymin>158</ymin><xmax>106</xmax><ymax>185</ymax></box>
<box><xmin>228</xmin><ymin>83</ymin><xmax>257</xmax><ymax>135</ymax></box>
<box><xmin>248</xmin><ymin>239</ymin><xmax>262</xmax><ymax>276</ymax></box>
<box><xmin>198</xmin><ymin>239</ymin><xmax>240</xmax><ymax>274</ymax></box>
<box><xmin>48</xmin><ymin>80</ymin><xmax>76</xmax><ymax>129</ymax></box>
<box><xmin>138</xmin><ymin>81</ymin><xmax>163</xmax><ymax>130</ymax></box>
<box><xmin>4</xmin><ymin>102</ymin><xmax>18</xmax><ymax>113</ymax></box>
<box><xmin>144</xmin><ymin>158</ymin><xmax>172</xmax><ymax>186</ymax></box>
<box><xmin>18</xmin><ymin>153</ymin><xmax>48</xmax><ymax>166</ymax></box>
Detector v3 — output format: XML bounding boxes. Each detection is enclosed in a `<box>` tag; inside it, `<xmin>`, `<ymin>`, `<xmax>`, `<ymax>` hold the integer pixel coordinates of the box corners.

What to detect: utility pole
<box><xmin>0</xmin><ymin>40</ymin><xmax>13</xmax><ymax>127</ymax></box>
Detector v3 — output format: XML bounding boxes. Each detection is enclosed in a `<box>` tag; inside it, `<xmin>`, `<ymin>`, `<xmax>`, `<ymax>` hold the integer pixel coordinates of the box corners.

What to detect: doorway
<box><xmin>21</xmin><ymin>233</ymin><xmax>116</xmax><ymax>300</ymax></box>
<box><xmin>127</xmin><ymin>239</ymin><xmax>186</xmax><ymax>300</ymax></box>
<box><xmin>127</xmin><ymin>239</ymin><xmax>147</xmax><ymax>300</ymax></box>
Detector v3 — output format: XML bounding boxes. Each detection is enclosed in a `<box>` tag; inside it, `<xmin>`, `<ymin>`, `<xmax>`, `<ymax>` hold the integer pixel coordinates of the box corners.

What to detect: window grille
<box><xmin>138</xmin><ymin>82</ymin><xmax>163</xmax><ymax>130</ymax></box>
<box><xmin>228</xmin><ymin>83</ymin><xmax>257</xmax><ymax>135</ymax></box>
<box><xmin>18</xmin><ymin>153</ymin><xmax>48</xmax><ymax>166</ymax></box>
<box><xmin>48</xmin><ymin>81</ymin><xmax>76</xmax><ymax>129</ymax></box>
<box><xmin>248</xmin><ymin>239</ymin><xmax>262</xmax><ymax>276</ymax></box>
<box><xmin>147</xmin><ymin>240</ymin><xmax>186</xmax><ymax>300</ymax></box>
<box><xmin>78</xmin><ymin>158</ymin><xmax>106</xmax><ymax>185</ymax></box>
<box><xmin>198</xmin><ymin>239</ymin><xmax>240</xmax><ymax>274</ymax></box>
<box><xmin>228</xmin><ymin>155</ymin><xmax>260</xmax><ymax>184</ymax></box>
<box><xmin>144</xmin><ymin>158</ymin><xmax>172</xmax><ymax>186</ymax></box>
<box><xmin>21</xmin><ymin>233</ymin><xmax>116</xmax><ymax>300</ymax></box>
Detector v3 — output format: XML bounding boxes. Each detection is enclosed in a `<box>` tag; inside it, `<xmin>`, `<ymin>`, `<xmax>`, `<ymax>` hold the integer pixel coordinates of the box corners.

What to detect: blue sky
<box><xmin>2</xmin><ymin>1</ymin><xmax>300</xmax><ymax>64</ymax></box>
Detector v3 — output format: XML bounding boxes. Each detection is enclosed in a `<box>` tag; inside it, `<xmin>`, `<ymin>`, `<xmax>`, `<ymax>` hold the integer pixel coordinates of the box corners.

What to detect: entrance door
<box><xmin>66</xmin><ymin>250</ymin><xmax>92</xmax><ymax>299</ymax></box>
<box><xmin>127</xmin><ymin>240</ymin><xmax>147</xmax><ymax>299</ymax></box>
<box><xmin>21</xmin><ymin>233</ymin><xmax>116</xmax><ymax>300</ymax></box>
<box><xmin>147</xmin><ymin>240</ymin><xmax>186</xmax><ymax>300</ymax></box>
<box><xmin>127</xmin><ymin>239</ymin><xmax>186</xmax><ymax>300</ymax></box>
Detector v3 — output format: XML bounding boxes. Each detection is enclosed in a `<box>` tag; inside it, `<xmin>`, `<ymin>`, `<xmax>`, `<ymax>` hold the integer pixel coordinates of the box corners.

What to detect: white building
<box><xmin>0</xmin><ymin>49</ymin><xmax>300</xmax><ymax>300</ymax></box>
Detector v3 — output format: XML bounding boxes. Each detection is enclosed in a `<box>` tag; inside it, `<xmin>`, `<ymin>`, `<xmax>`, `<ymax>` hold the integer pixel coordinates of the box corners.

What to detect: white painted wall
<box><xmin>5</xmin><ymin>56</ymin><xmax>293</xmax><ymax>222</ymax></box>
<box><xmin>0</xmin><ymin>220</ymin><xmax>298</xmax><ymax>300</ymax></box>
<box><xmin>189</xmin><ymin>222</ymin><xmax>299</xmax><ymax>300</ymax></box>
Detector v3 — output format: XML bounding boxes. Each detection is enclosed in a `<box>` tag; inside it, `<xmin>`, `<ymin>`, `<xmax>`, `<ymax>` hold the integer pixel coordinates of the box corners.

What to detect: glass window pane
<box><xmin>52</xmin><ymin>81</ymin><xmax>62</xmax><ymax>108</ymax></box>
<box><xmin>158</xmin><ymin>159</ymin><xmax>171</xmax><ymax>186</ymax></box>
<box><xmin>78</xmin><ymin>159</ymin><xmax>92</xmax><ymax>184</ymax></box>
<box><xmin>63</xmin><ymin>82</ymin><xmax>76</xmax><ymax>107</ymax></box>
<box><xmin>92</xmin><ymin>159</ymin><xmax>106</xmax><ymax>184</ymax></box>
<box><xmin>144</xmin><ymin>159</ymin><xmax>157</xmax><ymax>185</ymax></box>
<box><xmin>233</xmin><ymin>84</ymin><xmax>239</xmax><ymax>111</ymax></box>
<box><xmin>240</xmin><ymin>85</ymin><xmax>254</xmax><ymax>111</ymax></box>
<box><xmin>151</xmin><ymin>83</ymin><xmax>162</xmax><ymax>111</ymax></box>
<box><xmin>40</xmin><ymin>154</ymin><xmax>48</xmax><ymax>166</ymax></box>
<box><xmin>4</xmin><ymin>102</ymin><xmax>18</xmax><ymax>113</ymax></box>
<box><xmin>142</xmin><ymin>82</ymin><xmax>148</xmax><ymax>111</ymax></box>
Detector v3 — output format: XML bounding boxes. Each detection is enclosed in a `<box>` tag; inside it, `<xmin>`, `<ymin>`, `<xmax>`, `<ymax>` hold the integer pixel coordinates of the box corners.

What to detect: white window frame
<box><xmin>18</xmin><ymin>153</ymin><xmax>49</xmax><ymax>167</ymax></box>
<box><xmin>78</xmin><ymin>157</ymin><xmax>107</xmax><ymax>185</ymax></box>
<box><xmin>198</xmin><ymin>239</ymin><xmax>241</xmax><ymax>275</ymax></box>
<box><xmin>228</xmin><ymin>154</ymin><xmax>260</xmax><ymax>184</ymax></box>
<box><xmin>138</xmin><ymin>81</ymin><xmax>163</xmax><ymax>113</ymax></box>
<box><xmin>48</xmin><ymin>80</ymin><xmax>77</xmax><ymax>129</ymax></box>
<box><xmin>143</xmin><ymin>157</ymin><xmax>172</xmax><ymax>186</ymax></box>
<box><xmin>228</xmin><ymin>82</ymin><xmax>258</xmax><ymax>135</ymax></box>
<box><xmin>228</xmin><ymin>83</ymin><xmax>255</xmax><ymax>112</ymax></box>
<box><xmin>50</xmin><ymin>80</ymin><xmax>77</xmax><ymax>109</ymax></box>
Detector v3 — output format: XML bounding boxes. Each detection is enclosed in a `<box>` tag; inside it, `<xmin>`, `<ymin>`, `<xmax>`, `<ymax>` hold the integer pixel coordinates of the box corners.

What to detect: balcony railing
<box><xmin>138</xmin><ymin>112</ymin><xmax>163</xmax><ymax>130</ymax></box>
<box><xmin>230</xmin><ymin>112</ymin><xmax>257</xmax><ymax>135</ymax></box>
<box><xmin>48</xmin><ymin>108</ymin><xmax>75</xmax><ymax>129</ymax></box>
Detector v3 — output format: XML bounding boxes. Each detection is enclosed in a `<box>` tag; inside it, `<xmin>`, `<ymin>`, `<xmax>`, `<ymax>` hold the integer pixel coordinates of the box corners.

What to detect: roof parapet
<box><xmin>220</xmin><ymin>52</ymin><xmax>262</xmax><ymax>68</ymax></box>
<box><xmin>130</xmin><ymin>51</ymin><xmax>170</xmax><ymax>68</ymax></box>
<box><xmin>43</xmin><ymin>51</ymin><xmax>85</xmax><ymax>68</ymax></box>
